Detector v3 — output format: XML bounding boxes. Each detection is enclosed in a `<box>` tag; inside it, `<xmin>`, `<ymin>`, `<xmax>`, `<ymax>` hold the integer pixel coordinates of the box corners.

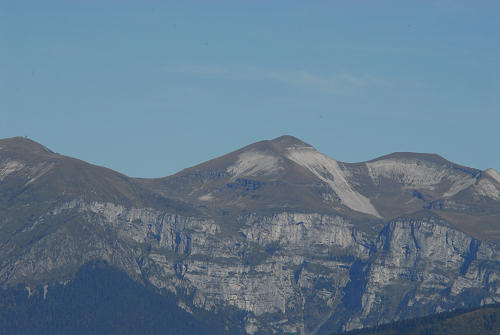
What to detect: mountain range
<box><xmin>1</xmin><ymin>135</ymin><xmax>500</xmax><ymax>334</ymax></box>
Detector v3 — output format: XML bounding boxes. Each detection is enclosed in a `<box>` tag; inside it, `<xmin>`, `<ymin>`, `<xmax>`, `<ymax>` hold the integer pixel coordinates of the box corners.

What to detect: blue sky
<box><xmin>2</xmin><ymin>1</ymin><xmax>499</xmax><ymax>177</ymax></box>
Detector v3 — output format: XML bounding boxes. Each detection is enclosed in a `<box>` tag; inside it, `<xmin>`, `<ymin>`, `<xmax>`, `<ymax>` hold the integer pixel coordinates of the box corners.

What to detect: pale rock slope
<box><xmin>287</xmin><ymin>145</ymin><xmax>381</xmax><ymax>218</ymax></box>
<box><xmin>227</xmin><ymin>150</ymin><xmax>284</xmax><ymax>178</ymax></box>
<box><xmin>485</xmin><ymin>168</ymin><xmax>500</xmax><ymax>184</ymax></box>
<box><xmin>365</xmin><ymin>156</ymin><xmax>477</xmax><ymax>197</ymax></box>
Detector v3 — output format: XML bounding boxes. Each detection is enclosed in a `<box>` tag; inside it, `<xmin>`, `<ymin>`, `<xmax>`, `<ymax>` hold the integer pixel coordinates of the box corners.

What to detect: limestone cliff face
<box><xmin>346</xmin><ymin>217</ymin><xmax>500</xmax><ymax>331</ymax></box>
<box><xmin>3</xmin><ymin>199</ymin><xmax>500</xmax><ymax>334</ymax></box>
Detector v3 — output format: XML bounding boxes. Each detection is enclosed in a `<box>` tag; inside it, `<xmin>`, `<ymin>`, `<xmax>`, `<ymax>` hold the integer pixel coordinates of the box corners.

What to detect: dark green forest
<box><xmin>0</xmin><ymin>262</ymin><xmax>244</xmax><ymax>335</ymax></box>
<box><xmin>332</xmin><ymin>303</ymin><xmax>500</xmax><ymax>335</ymax></box>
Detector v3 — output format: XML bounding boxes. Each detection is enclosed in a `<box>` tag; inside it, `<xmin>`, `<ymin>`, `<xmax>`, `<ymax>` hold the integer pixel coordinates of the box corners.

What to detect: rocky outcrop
<box><xmin>345</xmin><ymin>217</ymin><xmax>500</xmax><ymax>331</ymax></box>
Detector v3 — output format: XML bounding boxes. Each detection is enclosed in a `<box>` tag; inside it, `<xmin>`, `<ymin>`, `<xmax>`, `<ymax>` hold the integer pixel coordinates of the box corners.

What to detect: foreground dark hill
<box><xmin>1</xmin><ymin>135</ymin><xmax>500</xmax><ymax>334</ymax></box>
<box><xmin>332</xmin><ymin>303</ymin><xmax>500</xmax><ymax>335</ymax></box>
<box><xmin>0</xmin><ymin>261</ymin><xmax>240</xmax><ymax>335</ymax></box>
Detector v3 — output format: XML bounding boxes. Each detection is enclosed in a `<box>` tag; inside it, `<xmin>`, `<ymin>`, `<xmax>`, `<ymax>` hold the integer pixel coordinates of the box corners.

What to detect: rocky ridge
<box><xmin>1</xmin><ymin>136</ymin><xmax>500</xmax><ymax>334</ymax></box>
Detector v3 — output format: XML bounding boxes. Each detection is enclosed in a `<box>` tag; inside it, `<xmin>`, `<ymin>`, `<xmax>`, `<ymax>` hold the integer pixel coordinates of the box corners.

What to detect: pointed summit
<box><xmin>270</xmin><ymin>135</ymin><xmax>313</xmax><ymax>149</ymax></box>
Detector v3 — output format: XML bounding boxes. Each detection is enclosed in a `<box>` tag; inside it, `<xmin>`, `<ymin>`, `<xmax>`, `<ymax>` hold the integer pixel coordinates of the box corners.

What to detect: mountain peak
<box><xmin>0</xmin><ymin>136</ymin><xmax>55</xmax><ymax>156</ymax></box>
<box><xmin>270</xmin><ymin>135</ymin><xmax>312</xmax><ymax>149</ymax></box>
<box><xmin>220</xmin><ymin>136</ymin><xmax>315</xmax><ymax>178</ymax></box>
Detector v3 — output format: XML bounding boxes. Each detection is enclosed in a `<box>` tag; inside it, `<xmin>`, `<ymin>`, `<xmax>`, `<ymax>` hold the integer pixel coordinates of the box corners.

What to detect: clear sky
<box><xmin>2</xmin><ymin>1</ymin><xmax>499</xmax><ymax>177</ymax></box>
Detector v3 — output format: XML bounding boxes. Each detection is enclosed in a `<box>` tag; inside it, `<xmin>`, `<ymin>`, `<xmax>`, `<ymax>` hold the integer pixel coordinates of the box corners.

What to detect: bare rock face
<box><xmin>1</xmin><ymin>136</ymin><xmax>500</xmax><ymax>334</ymax></box>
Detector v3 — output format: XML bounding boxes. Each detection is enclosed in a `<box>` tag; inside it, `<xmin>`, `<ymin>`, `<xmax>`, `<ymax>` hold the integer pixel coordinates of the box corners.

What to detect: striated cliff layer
<box><xmin>2</xmin><ymin>200</ymin><xmax>500</xmax><ymax>334</ymax></box>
